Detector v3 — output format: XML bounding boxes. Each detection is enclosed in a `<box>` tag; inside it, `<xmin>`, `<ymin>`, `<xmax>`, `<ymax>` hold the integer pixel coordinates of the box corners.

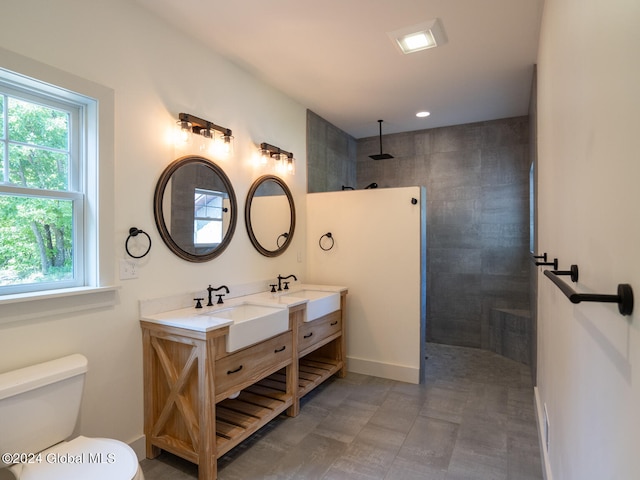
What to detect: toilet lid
<box><xmin>18</xmin><ymin>436</ymin><xmax>139</xmax><ymax>480</ymax></box>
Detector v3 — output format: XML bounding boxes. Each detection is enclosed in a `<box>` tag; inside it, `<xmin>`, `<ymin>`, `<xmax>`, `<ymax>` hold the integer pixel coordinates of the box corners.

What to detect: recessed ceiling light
<box><xmin>401</xmin><ymin>32</ymin><xmax>435</xmax><ymax>52</ymax></box>
<box><xmin>416</xmin><ymin>111</ymin><xmax>431</xmax><ymax>118</ymax></box>
<box><xmin>388</xmin><ymin>18</ymin><xmax>447</xmax><ymax>55</ymax></box>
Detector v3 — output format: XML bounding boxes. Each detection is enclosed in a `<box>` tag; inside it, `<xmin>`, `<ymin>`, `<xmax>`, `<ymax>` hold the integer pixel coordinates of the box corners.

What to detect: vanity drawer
<box><xmin>215</xmin><ymin>331</ymin><xmax>292</xmax><ymax>397</ymax></box>
<box><xmin>298</xmin><ymin>310</ymin><xmax>341</xmax><ymax>353</ymax></box>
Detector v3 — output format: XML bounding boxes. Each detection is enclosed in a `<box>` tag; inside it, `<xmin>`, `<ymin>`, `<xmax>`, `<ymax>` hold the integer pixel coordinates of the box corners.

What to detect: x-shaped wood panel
<box><xmin>150</xmin><ymin>336</ymin><xmax>200</xmax><ymax>451</ymax></box>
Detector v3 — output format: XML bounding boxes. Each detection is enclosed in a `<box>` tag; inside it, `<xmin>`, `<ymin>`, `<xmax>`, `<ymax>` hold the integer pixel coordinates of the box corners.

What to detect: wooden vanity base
<box><xmin>141</xmin><ymin>290</ymin><xmax>347</xmax><ymax>480</ymax></box>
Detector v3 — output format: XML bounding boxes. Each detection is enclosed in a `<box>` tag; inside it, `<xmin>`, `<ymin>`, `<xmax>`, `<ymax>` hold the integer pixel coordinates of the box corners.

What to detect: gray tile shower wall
<box><xmin>307</xmin><ymin>110</ymin><xmax>358</xmax><ymax>193</ymax></box>
<box><xmin>307</xmin><ymin>112</ymin><xmax>531</xmax><ymax>360</ymax></box>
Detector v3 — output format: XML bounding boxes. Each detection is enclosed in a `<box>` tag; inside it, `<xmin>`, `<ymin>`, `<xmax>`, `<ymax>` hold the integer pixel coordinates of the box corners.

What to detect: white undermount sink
<box><xmin>203</xmin><ymin>303</ymin><xmax>289</xmax><ymax>352</ymax></box>
<box><xmin>281</xmin><ymin>289</ymin><xmax>340</xmax><ymax>322</ymax></box>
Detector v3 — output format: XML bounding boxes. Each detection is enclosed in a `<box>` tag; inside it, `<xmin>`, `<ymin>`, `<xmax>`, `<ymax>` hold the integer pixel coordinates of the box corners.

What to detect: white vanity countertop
<box><xmin>139</xmin><ymin>284</ymin><xmax>347</xmax><ymax>332</ymax></box>
<box><xmin>285</xmin><ymin>284</ymin><xmax>348</xmax><ymax>294</ymax></box>
<box><xmin>253</xmin><ymin>283</ymin><xmax>348</xmax><ymax>301</ymax></box>
<box><xmin>141</xmin><ymin>307</ymin><xmax>234</xmax><ymax>332</ymax></box>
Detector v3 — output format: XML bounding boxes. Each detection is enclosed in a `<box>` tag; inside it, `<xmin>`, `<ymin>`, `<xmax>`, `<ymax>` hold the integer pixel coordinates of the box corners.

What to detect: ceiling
<box><xmin>134</xmin><ymin>0</ymin><xmax>543</xmax><ymax>139</ymax></box>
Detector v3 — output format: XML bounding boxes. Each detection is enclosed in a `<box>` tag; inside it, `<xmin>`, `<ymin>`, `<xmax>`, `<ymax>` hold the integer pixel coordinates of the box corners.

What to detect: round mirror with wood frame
<box><xmin>154</xmin><ymin>155</ymin><xmax>237</xmax><ymax>262</ymax></box>
<box><xmin>245</xmin><ymin>175</ymin><xmax>295</xmax><ymax>257</ymax></box>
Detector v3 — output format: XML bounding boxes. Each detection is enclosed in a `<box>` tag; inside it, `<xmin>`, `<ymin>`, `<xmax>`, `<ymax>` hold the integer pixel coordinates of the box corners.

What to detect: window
<box><xmin>193</xmin><ymin>188</ymin><xmax>225</xmax><ymax>246</ymax></box>
<box><xmin>0</xmin><ymin>66</ymin><xmax>99</xmax><ymax>296</ymax></box>
<box><xmin>0</xmin><ymin>50</ymin><xmax>114</xmax><ymax>323</ymax></box>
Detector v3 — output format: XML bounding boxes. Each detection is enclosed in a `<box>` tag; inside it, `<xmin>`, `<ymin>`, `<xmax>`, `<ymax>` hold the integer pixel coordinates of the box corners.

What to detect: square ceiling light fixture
<box><xmin>388</xmin><ymin>18</ymin><xmax>447</xmax><ymax>54</ymax></box>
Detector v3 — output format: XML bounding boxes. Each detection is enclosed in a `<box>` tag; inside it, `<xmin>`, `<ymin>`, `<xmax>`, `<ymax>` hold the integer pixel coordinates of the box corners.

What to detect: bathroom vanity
<box><xmin>140</xmin><ymin>286</ymin><xmax>347</xmax><ymax>480</ymax></box>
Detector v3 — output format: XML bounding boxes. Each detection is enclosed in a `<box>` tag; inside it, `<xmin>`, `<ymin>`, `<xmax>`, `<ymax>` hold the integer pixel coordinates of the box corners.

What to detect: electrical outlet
<box><xmin>119</xmin><ymin>259</ymin><xmax>138</xmax><ymax>280</ymax></box>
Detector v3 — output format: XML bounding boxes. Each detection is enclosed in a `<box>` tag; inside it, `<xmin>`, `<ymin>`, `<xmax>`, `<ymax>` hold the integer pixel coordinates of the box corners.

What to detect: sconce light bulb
<box><xmin>259</xmin><ymin>148</ymin><xmax>270</xmax><ymax>165</ymax></box>
<box><xmin>274</xmin><ymin>153</ymin><xmax>285</xmax><ymax>174</ymax></box>
<box><xmin>286</xmin><ymin>158</ymin><xmax>295</xmax><ymax>175</ymax></box>
<box><xmin>175</xmin><ymin>120</ymin><xmax>193</xmax><ymax>145</ymax></box>
<box><xmin>222</xmin><ymin>135</ymin><xmax>233</xmax><ymax>154</ymax></box>
<box><xmin>208</xmin><ymin>135</ymin><xmax>232</xmax><ymax>158</ymax></box>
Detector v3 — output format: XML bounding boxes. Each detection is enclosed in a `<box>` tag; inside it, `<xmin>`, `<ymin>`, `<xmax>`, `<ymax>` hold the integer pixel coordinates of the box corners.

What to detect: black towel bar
<box><xmin>532</xmin><ymin>252</ymin><xmax>557</xmax><ymax>269</ymax></box>
<box><xmin>536</xmin><ymin>257</ymin><xmax>558</xmax><ymax>269</ymax></box>
<box><xmin>543</xmin><ymin>267</ymin><xmax>633</xmax><ymax>316</ymax></box>
<box><xmin>550</xmin><ymin>264</ymin><xmax>579</xmax><ymax>283</ymax></box>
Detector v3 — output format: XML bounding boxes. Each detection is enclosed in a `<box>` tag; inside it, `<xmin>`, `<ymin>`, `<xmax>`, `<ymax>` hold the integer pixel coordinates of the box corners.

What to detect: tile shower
<box><xmin>307</xmin><ymin>111</ymin><xmax>532</xmax><ymax>367</ymax></box>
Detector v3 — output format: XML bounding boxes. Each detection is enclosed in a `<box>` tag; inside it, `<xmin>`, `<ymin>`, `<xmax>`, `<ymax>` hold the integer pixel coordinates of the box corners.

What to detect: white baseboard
<box><xmin>347</xmin><ymin>356</ymin><xmax>420</xmax><ymax>384</ymax></box>
<box><xmin>129</xmin><ymin>434</ymin><xmax>147</xmax><ymax>461</ymax></box>
<box><xmin>534</xmin><ymin>386</ymin><xmax>554</xmax><ymax>480</ymax></box>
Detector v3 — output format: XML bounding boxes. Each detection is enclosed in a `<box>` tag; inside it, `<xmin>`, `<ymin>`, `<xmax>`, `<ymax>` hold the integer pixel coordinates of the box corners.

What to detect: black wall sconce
<box><xmin>176</xmin><ymin>112</ymin><xmax>234</xmax><ymax>156</ymax></box>
<box><xmin>259</xmin><ymin>142</ymin><xmax>296</xmax><ymax>175</ymax></box>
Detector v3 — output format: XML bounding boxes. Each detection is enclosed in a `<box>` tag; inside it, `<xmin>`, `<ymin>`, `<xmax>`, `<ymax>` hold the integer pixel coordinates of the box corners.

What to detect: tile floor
<box><xmin>141</xmin><ymin>343</ymin><xmax>543</xmax><ymax>479</ymax></box>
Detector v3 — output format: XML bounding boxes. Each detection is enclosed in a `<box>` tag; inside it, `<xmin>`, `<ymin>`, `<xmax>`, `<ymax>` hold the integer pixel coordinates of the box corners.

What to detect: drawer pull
<box><xmin>227</xmin><ymin>365</ymin><xmax>243</xmax><ymax>375</ymax></box>
<box><xmin>274</xmin><ymin>346</ymin><xmax>286</xmax><ymax>353</ymax></box>
<box><xmin>330</xmin><ymin>321</ymin><xmax>338</xmax><ymax>326</ymax></box>
<box><xmin>303</xmin><ymin>332</ymin><xmax>313</xmax><ymax>339</ymax></box>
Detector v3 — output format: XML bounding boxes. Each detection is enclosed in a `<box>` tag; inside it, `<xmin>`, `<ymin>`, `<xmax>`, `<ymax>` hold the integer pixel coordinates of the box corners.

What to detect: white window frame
<box><xmin>0</xmin><ymin>81</ymin><xmax>85</xmax><ymax>294</ymax></box>
<box><xmin>0</xmin><ymin>48</ymin><xmax>115</xmax><ymax>322</ymax></box>
<box><xmin>193</xmin><ymin>188</ymin><xmax>225</xmax><ymax>247</ymax></box>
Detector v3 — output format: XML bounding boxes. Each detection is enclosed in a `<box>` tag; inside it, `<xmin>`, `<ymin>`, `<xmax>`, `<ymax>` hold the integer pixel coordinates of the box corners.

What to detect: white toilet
<box><xmin>0</xmin><ymin>354</ymin><xmax>144</xmax><ymax>480</ymax></box>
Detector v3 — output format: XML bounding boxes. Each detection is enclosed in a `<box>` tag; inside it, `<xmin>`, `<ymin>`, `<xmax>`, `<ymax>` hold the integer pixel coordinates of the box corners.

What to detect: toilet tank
<box><xmin>0</xmin><ymin>354</ymin><xmax>88</xmax><ymax>456</ymax></box>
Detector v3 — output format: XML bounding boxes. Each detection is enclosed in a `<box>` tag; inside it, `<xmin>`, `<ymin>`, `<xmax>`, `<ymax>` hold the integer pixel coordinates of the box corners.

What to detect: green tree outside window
<box><xmin>0</xmin><ymin>96</ymin><xmax>74</xmax><ymax>286</ymax></box>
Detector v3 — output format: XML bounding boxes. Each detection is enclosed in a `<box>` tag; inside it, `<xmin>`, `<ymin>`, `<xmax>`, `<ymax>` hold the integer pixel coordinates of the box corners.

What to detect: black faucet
<box><xmin>207</xmin><ymin>285</ymin><xmax>230</xmax><ymax>306</ymax></box>
<box><xmin>277</xmin><ymin>274</ymin><xmax>297</xmax><ymax>291</ymax></box>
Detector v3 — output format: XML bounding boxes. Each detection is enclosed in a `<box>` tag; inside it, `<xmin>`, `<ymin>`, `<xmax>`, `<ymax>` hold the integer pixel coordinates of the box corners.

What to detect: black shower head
<box><xmin>369</xmin><ymin>153</ymin><xmax>394</xmax><ymax>160</ymax></box>
<box><xmin>369</xmin><ymin>120</ymin><xmax>394</xmax><ymax>160</ymax></box>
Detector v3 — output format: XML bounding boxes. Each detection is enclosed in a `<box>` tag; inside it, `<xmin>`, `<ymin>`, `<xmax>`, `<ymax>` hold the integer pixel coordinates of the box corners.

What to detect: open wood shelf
<box><xmin>260</xmin><ymin>354</ymin><xmax>343</xmax><ymax>402</ymax></box>
<box><xmin>215</xmin><ymin>378</ymin><xmax>292</xmax><ymax>458</ymax></box>
<box><xmin>298</xmin><ymin>356</ymin><xmax>343</xmax><ymax>397</ymax></box>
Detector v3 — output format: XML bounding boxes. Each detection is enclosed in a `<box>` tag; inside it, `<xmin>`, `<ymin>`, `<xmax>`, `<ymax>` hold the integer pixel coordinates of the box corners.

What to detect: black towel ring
<box><xmin>319</xmin><ymin>232</ymin><xmax>334</xmax><ymax>251</ymax></box>
<box><xmin>277</xmin><ymin>232</ymin><xmax>289</xmax><ymax>248</ymax></box>
<box><xmin>125</xmin><ymin>227</ymin><xmax>152</xmax><ymax>259</ymax></box>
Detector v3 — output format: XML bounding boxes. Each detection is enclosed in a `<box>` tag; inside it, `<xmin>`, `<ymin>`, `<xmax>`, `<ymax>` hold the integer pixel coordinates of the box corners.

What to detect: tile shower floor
<box><xmin>141</xmin><ymin>343</ymin><xmax>543</xmax><ymax>480</ymax></box>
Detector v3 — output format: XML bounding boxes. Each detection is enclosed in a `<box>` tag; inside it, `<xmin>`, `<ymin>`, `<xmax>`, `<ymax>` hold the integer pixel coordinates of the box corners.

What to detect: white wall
<box><xmin>0</xmin><ymin>0</ymin><xmax>307</xmax><ymax>454</ymax></box>
<box><xmin>307</xmin><ymin>187</ymin><xmax>426</xmax><ymax>384</ymax></box>
<box><xmin>536</xmin><ymin>0</ymin><xmax>640</xmax><ymax>478</ymax></box>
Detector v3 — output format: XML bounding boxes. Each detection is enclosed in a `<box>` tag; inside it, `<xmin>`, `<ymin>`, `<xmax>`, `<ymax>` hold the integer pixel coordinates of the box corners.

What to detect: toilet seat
<box><xmin>13</xmin><ymin>436</ymin><xmax>142</xmax><ymax>480</ymax></box>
